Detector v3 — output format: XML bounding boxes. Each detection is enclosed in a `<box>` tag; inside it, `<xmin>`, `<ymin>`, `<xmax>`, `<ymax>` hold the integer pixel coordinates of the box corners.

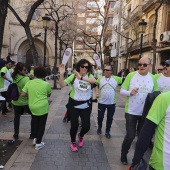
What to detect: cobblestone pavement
<box><xmin>0</xmin><ymin>80</ymin><xmax>151</xmax><ymax>170</ymax></box>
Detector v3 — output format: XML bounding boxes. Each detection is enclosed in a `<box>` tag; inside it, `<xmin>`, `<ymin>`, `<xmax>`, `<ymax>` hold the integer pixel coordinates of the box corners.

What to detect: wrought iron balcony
<box><xmin>130</xmin><ymin>6</ymin><xmax>142</xmax><ymax>21</ymax></box>
<box><xmin>128</xmin><ymin>33</ymin><xmax>152</xmax><ymax>51</ymax></box>
<box><xmin>142</xmin><ymin>0</ymin><xmax>156</xmax><ymax>12</ymax></box>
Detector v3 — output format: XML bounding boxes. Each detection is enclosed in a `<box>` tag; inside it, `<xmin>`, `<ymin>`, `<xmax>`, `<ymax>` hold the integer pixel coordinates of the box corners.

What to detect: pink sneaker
<box><xmin>70</xmin><ymin>142</ymin><xmax>78</xmax><ymax>152</ymax></box>
<box><xmin>78</xmin><ymin>133</ymin><xmax>84</xmax><ymax>147</ymax></box>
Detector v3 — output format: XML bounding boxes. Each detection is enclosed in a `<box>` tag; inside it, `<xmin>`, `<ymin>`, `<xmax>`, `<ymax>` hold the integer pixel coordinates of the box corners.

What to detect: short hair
<box><xmin>76</xmin><ymin>59</ymin><xmax>92</xmax><ymax>73</ymax></box>
<box><xmin>34</xmin><ymin>66</ymin><xmax>47</xmax><ymax>78</ymax></box>
<box><xmin>104</xmin><ymin>64</ymin><xmax>113</xmax><ymax>71</ymax></box>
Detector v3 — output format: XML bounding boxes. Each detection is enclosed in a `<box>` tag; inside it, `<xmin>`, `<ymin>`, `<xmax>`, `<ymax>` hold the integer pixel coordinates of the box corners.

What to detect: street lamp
<box><xmin>138</xmin><ymin>19</ymin><xmax>147</xmax><ymax>59</ymax></box>
<box><xmin>108</xmin><ymin>43</ymin><xmax>113</xmax><ymax>65</ymax></box>
<box><xmin>42</xmin><ymin>13</ymin><xmax>51</xmax><ymax>67</ymax></box>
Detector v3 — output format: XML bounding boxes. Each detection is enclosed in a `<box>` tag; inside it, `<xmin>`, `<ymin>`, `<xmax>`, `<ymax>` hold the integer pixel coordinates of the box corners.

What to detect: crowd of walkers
<box><xmin>0</xmin><ymin>55</ymin><xmax>170</xmax><ymax>169</ymax></box>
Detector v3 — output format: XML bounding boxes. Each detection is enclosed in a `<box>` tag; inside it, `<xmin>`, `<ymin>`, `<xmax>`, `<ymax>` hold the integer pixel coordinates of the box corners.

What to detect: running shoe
<box><xmin>35</xmin><ymin>142</ymin><xmax>45</xmax><ymax>150</ymax></box>
<box><xmin>70</xmin><ymin>142</ymin><xmax>78</xmax><ymax>152</ymax></box>
<box><xmin>78</xmin><ymin>133</ymin><xmax>84</xmax><ymax>147</ymax></box>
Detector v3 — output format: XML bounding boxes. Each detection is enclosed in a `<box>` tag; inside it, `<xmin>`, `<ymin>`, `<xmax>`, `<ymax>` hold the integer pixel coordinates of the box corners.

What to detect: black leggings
<box><xmin>32</xmin><ymin>114</ymin><xmax>48</xmax><ymax>144</ymax></box>
<box><xmin>69</xmin><ymin>107</ymin><xmax>91</xmax><ymax>142</ymax></box>
<box><xmin>13</xmin><ymin>105</ymin><xmax>33</xmax><ymax>135</ymax></box>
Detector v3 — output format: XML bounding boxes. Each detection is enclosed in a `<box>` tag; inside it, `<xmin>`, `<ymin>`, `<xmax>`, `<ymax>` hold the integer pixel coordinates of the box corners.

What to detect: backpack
<box><xmin>6</xmin><ymin>77</ymin><xmax>24</xmax><ymax>101</ymax></box>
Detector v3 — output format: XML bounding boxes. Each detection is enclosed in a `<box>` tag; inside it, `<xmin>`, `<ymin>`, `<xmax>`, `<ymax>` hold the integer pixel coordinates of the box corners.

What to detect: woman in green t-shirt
<box><xmin>12</xmin><ymin>62</ymin><xmax>31</xmax><ymax>140</ymax></box>
<box><xmin>59</xmin><ymin>59</ymin><xmax>96</xmax><ymax>152</ymax></box>
<box><xmin>21</xmin><ymin>67</ymin><xmax>52</xmax><ymax>150</ymax></box>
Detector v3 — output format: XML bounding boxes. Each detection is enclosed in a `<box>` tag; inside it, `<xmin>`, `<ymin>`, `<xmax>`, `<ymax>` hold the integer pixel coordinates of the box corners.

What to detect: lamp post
<box><xmin>108</xmin><ymin>43</ymin><xmax>113</xmax><ymax>65</ymax></box>
<box><xmin>138</xmin><ymin>19</ymin><xmax>147</xmax><ymax>59</ymax></box>
<box><xmin>42</xmin><ymin>14</ymin><xmax>51</xmax><ymax>67</ymax></box>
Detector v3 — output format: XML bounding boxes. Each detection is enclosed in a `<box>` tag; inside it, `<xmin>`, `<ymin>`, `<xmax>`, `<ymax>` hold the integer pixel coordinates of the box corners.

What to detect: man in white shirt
<box><xmin>95</xmin><ymin>65</ymin><xmax>122</xmax><ymax>138</ymax></box>
<box><xmin>120</xmin><ymin>57</ymin><xmax>158</xmax><ymax>165</ymax></box>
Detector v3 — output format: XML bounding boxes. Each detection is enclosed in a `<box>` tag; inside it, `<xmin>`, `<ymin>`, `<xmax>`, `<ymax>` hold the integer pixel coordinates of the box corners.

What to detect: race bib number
<box><xmin>78</xmin><ymin>81</ymin><xmax>90</xmax><ymax>91</ymax></box>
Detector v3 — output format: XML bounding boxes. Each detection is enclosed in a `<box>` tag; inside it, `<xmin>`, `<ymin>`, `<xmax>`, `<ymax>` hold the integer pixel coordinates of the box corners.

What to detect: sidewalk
<box><xmin>0</xmin><ymin>81</ymin><xmax>151</xmax><ymax>170</ymax></box>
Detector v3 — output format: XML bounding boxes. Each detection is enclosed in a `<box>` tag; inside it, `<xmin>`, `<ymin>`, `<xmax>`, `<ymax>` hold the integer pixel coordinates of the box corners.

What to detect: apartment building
<box><xmin>118</xmin><ymin>0</ymin><xmax>170</xmax><ymax>71</ymax></box>
<box><xmin>73</xmin><ymin>0</ymin><xmax>105</xmax><ymax>64</ymax></box>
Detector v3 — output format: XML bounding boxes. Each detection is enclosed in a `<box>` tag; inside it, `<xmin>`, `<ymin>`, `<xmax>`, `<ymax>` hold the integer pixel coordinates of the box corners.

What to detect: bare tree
<box><xmin>43</xmin><ymin>0</ymin><xmax>75</xmax><ymax>89</ymax></box>
<box><xmin>8</xmin><ymin>0</ymin><xmax>45</xmax><ymax>65</ymax></box>
<box><xmin>74</xmin><ymin>0</ymin><xmax>106</xmax><ymax>67</ymax></box>
<box><xmin>0</xmin><ymin>0</ymin><xmax>10</xmax><ymax>56</ymax></box>
<box><xmin>115</xmin><ymin>16</ymin><xmax>138</xmax><ymax>75</ymax></box>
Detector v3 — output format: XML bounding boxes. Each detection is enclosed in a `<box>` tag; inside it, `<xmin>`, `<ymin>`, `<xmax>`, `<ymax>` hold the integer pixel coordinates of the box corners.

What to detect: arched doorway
<box><xmin>26</xmin><ymin>49</ymin><xmax>34</xmax><ymax>65</ymax></box>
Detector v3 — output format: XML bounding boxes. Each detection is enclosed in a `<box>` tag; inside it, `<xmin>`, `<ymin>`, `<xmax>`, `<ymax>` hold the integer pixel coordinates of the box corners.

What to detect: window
<box><xmin>77</xmin><ymin>21</ymin><xmax>85</xmax><ymax>25</ymax></box>
<box><xmin>87</xmin><ymin>2</ymin><xmax>98</xmax><ymax>8</ymax></box>
<box><xmin>78</xmin><ymin>5</ymin><xmax>86</xmax><ymax>9</ymax></box>
<box><xmin>86</xmin><ymin>26</ymin><xmax>98</xmax><ymax>32</ymax></box>
<box><xmin>77</xmin><ymin>29</ymin><xmax>82</xmax><ymax>33</ymax></box>
<box><xmin>109</xmin><ymin>1</ymin><xmax>115</xmax><ymax>8</ymax></box>
<box><xmin>76</xmin><ymin>45</ymin><xmax>84</xmax><ymax>49</ymax></box>
<box><xmin>108</xmin><ymin>17</ymin><xmax>113</xmax><ymax>25</ymax></box>
<box><xmin>87</xmin><ymin>13</ymin><xmax>97</xmax><ymax>17</ymax></box>
<box><xmin>76</xmin><ymin>37</ymin><xmax>83</xmax><ymax>41</ymax></box>
<box><xmin>77</xmin><ymin>13</ymin><xmax>85</xmax><ymax>17</ymax></box>
<box><xmin>86</xmin><ymin>18</ymin><xmax>98</xmax><ymax>24</ymax></box>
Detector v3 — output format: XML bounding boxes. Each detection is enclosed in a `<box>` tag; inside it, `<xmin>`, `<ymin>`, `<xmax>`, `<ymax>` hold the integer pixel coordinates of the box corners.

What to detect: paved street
<box><xmin>0</xmin><ymin>80</ymin><xmax>151</xmax><ymax>170</ymax></box>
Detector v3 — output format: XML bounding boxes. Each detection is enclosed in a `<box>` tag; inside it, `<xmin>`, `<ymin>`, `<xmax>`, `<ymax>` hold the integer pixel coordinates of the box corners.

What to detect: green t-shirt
<box><xmin>30</xmin><ymin>69</ymin><xmax>34</xmax><ymax>75</ymax></box>
<box><xmin>146</xmin><ymin>91</ymin><xmax>170</xmax><ymax>170</ymax></box>
<box><xmin>96</xmin><ymin>76</ymin><xmax>122</xmax><ymax>104</ymax></box>
<box><xmin>0</xmin><ymin>66</ymin><xmax>12</xmax><ymax>89</ymax></box>
<box><xmin>22</xmin><ymin>79</ymin><xmax>52</xmax><ymax>116</ymax></box>
<box><xmin>121</xmin><ymin>71</ymin><xmax>158</xmax><ymax>115</ymax></box>
<box><xmin>12</xmin><ymin>74</ymin><xmax>30</xmax><ymax>106</ymax></box>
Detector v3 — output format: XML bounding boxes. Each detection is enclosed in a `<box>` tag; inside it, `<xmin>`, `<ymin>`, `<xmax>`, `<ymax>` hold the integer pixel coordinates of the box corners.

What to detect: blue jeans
<box><xmin>97</xmin><ymin>103</ymin><xmax>115</xmax><ymax>132</ymax></box>
<box><xmin>121</xmin><ymin>113</ymin><xmax>143</xmax><ymax>157</ymax></box>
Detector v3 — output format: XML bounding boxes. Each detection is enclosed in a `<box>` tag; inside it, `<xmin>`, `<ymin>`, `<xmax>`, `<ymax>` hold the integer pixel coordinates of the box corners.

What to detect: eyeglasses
<box><xmin>81</xmin><ymin>65</ymin><xmax>88</xmax><ymax>69</ymax></box>
<box><xmin>163</xmin><ymin>64</ymin><xmax>170</xmax><ymax>67</ymax></box>
<box><xmin>104</xmin><ymin>69</ymin><xmax>111</xmax><ymax>72</ymax></box>
<box><xmin>138</xmin><ymin>63</ymin><xmax>150</xmax><ymax>67</ymax></box>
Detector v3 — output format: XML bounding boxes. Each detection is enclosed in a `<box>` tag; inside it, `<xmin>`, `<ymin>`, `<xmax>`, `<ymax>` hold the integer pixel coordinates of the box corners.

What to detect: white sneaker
<box><xmin>35</xmin><ymin>142</ymin><xmax>45</xmax><ymax>150</ymax></box>
<box><xmin>33</xmin><ymin>138</ymin><xmax>36</xmax><ymax>145</ymax></box>
<box><xmin>0</xmin><ymin>165</ymin><xmax>4</xmax><ymax>169</ymax></box>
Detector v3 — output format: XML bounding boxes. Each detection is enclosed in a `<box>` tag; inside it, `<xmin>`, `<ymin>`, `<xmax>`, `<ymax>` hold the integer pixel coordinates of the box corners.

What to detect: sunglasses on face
<box><xmin>163</xmin><ymin>64</ymin><xmax>170</xmax><ymax>67</ymax></box>
<box><xmin>104</xmin><ymin>69</ymin><xmax>111</xmax><ymax>72</ymax></box>
<box><xmin>138</xmin><ymin>63</ymin><xmax>150</xmax><ymax>67</ymax></box>
<box><xmin>81</xmin><ymin>65</ymin><xmax>88</xmax><ymax>69</ymax></box>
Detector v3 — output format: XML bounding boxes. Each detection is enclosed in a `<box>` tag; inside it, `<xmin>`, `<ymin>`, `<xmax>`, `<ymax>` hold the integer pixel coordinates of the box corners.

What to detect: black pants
<box><xmin>121</xmin><ymin>113</ymin><xmax>143</xmax><ymax>157</ymax></box>
<box><xmin>1</xmin><ymin>92</ymin><xmax>7</xmax><ymax>113</ymax></box>
<box><xmin>98</xmin><ymin>103</ymin><xmax>115</xmax><ymax>132</ymax></box>
<box><xmin>69</xmin><ymin>107</ymin><xmax>91</xmax><ymax>142</ymax></box>
<box><xmin>32</xmin><ymin>114</ymin><xmax>48</xmax><ymax>144</ymax></box>
<box><xmin>13</xmin><ymin>105</ymin><xmax>33</xmax><ymax>135</ymax></box>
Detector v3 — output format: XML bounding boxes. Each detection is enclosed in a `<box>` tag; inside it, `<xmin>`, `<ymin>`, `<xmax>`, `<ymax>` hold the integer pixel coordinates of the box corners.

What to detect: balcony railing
<box><xmin>120</xmin><ymin>45</ymin><xmax>127</xmax><ymax>54</ymax></box>
<box><xmin>142</xmin><ymin>0</ymin><xmax>156</xmax><ymax>12</ymax></box>
<box><xmin>130</xmin><ymin>6</ymin><xmax>142</xmax><ymax>21</ymax></box>
<box><xmin>128</xmin><ymin>33</ymin><xmax>152</xmax><ymax>51</ymax></box>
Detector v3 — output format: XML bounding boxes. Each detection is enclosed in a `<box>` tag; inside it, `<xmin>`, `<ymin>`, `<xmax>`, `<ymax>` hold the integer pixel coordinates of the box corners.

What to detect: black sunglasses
<box><xmin>81</xmin><ymin>65</ymin><xmax>88</xmax><ymax>69</ymax></box>
<box><xmin>138</xmin><ymin>63</ymin><xmax>150</xmax><ymax>67</ymax></box>
<box><xmin>163</xmin><ymin>63</ymin><xmax>170</xmax><ymax>67</ymax></box>
<box><xmin>104</xmin><ymin>69</ymin><xmax>111</xmax><ymax>72</ymax></box>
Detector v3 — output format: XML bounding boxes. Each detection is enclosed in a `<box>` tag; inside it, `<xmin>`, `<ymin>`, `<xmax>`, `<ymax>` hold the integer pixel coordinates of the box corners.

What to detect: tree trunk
<box><xmin>25</xmin><ymin>26</ymin><xmax>39</xmax><ymax>65</ymax></box>
<box><xmin>53</xmin><ymin>23</ymin><xmax>58</xmax><ymax>89</ymax></box>
<box><xmin>152</xmin><ymin>2</ymin><xmax>163</xmax><ymax>74</ymax></box>
<box><xmin>0</xmin><ymin>0</ymin><xmax>9</xmax><ymax>56</ymax></box>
